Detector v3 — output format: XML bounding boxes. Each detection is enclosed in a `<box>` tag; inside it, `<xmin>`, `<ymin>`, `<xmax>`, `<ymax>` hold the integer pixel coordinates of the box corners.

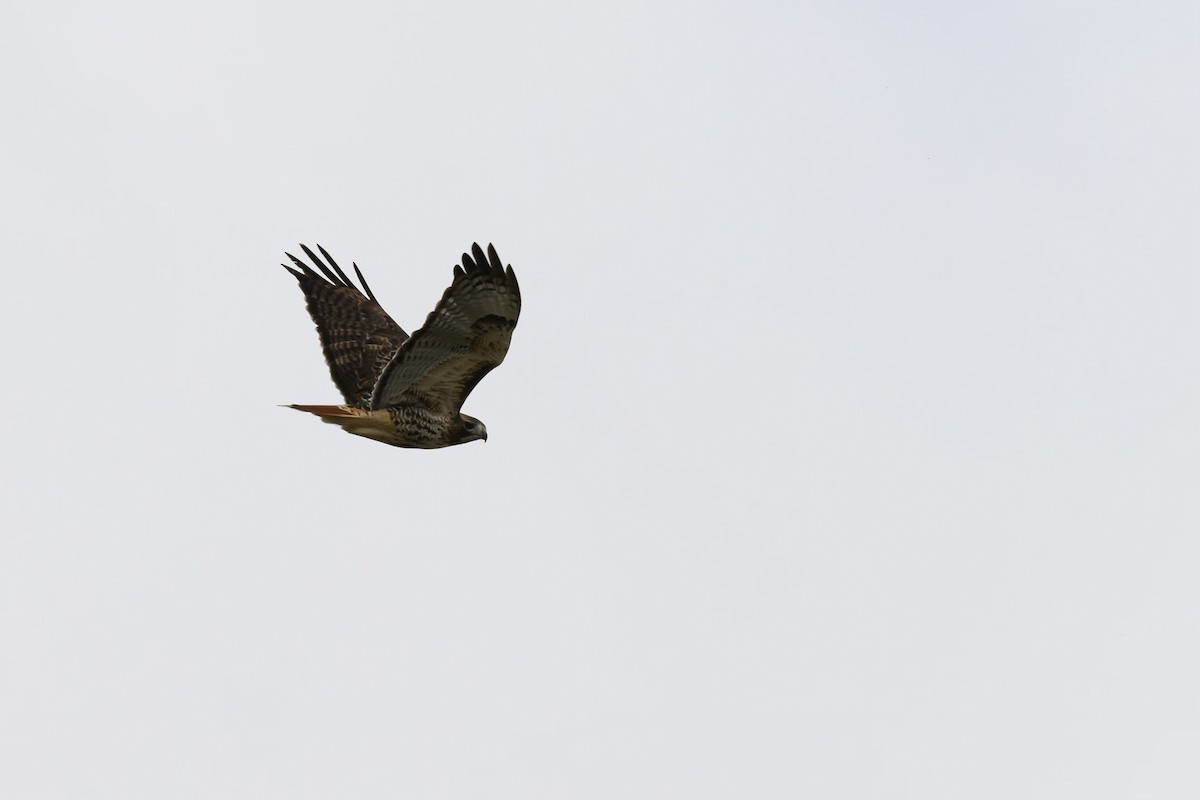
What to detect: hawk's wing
<box><xmin>283</xmin><ymin>244</ymin><xmax>409</xmax><ymax>407</ymax></box>
<box><xmin>370</xmin><ymin>243</ymin><xmax>520</xmax><ymax>412</ymax></box>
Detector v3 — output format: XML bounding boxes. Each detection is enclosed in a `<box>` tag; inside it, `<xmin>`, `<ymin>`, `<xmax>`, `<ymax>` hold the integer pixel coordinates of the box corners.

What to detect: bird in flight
<box><xmin>281</xmin><ymin>243</ymin><xmax>521</xmax><ymax>448</ymax></box>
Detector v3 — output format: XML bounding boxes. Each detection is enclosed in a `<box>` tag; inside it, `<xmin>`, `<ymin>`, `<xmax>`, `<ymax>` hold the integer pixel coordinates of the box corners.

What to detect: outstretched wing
<box><xmin>370</xmin><ymin>243</ymin><xmax>520</xmax><ymax>412</ymax></box>
<box><xmin>283</xmin><ymin>244</ymin><xmax>409</xmax><ymax>407</ymax></box>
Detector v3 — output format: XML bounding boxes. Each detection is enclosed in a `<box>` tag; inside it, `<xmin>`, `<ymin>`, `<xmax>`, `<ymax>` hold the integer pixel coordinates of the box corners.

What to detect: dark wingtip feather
<box><xmin>317</xmin><ymin>244</ymin><xmax>356</xmax><ymax>288</ymax></box>
<box><xmin>470</xmin><ymin>242</ymin><xmax>487</xmax><ymax>272</ymax></box>
<box><xmin>506</xmin><ymin>265</ymin><xmax>520</xmax><ymax>299</ymax></box>
<box><xmin>300</xmin><ymin>244</ymin><xmax>345</xmax><ymax>287</ymax></box>
<box><xmin>486</xmin><ymin>243</ymin><xmax>503</xmax><ymax>272</ymax></box>
<box><xmin>284</xmin><ymin>252</ymin><xmax>315</xmax><ymax>275</ymax></box>
<box><xmin>352</xmin><ymin>262</ymin><xmax>377</xmax><ymax>302</ymax></box>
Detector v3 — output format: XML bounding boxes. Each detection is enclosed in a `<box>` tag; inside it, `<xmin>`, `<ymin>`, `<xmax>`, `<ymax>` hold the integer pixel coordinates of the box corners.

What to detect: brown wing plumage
<box><xmin>283</xmin><ymin>244</ymin><xmax>408</xmax><ymax>408</ymax></box>
<box><xmin>370</xmin><ymin>243</ymin><xmax>521</xmax><ymax>412</ymax></box>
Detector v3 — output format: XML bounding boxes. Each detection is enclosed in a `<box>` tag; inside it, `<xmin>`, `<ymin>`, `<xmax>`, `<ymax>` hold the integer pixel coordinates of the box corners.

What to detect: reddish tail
<box><xmin>287</xmin><ymin>403</ymin><xmax>360</xmax><ymax>419</ymax></box>
<box><xmin>284</xmin><ymin>404</ymin><xmax>396</xmax><ymax>444</ymax></box>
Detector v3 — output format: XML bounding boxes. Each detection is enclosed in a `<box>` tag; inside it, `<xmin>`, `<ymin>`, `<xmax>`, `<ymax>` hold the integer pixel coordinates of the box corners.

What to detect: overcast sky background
<box><xmin>2</xmin><ymin>1</ymin><xmax>1197</xmax><ymax>797</ymax></box>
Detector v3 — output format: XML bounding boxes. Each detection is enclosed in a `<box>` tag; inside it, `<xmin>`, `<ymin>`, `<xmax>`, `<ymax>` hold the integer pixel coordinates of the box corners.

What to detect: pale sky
<box><xmin>3</xmin><ymin>1</ymin><xmax>1198</xmax><ymax>798</ymax></box>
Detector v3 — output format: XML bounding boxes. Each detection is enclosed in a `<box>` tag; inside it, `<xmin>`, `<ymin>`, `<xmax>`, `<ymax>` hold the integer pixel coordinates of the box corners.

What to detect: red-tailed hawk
<box><xmin>282</xmin><ymin>243</ymin><xmax>521</xmax><ymax>448</ymax></box>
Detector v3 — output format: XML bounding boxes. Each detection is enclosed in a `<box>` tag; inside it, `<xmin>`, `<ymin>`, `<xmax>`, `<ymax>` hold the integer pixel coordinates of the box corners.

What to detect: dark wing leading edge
<box><xmin>283</xmin><ymin>244</ymin><xmax>409</xmax><ymax>407</ymax></box>
<box><xmin>370</xmin><ymin>243</ymin><xmax>520</xmax><ymax>412</ymax></box>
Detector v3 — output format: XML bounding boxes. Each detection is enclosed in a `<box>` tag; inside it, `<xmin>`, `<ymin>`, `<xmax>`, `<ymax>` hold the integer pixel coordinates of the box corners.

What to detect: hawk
<box><xmin>281</xmin><ymin>242</ymin><xmax>521</xmax><ymax>448</ymax></box>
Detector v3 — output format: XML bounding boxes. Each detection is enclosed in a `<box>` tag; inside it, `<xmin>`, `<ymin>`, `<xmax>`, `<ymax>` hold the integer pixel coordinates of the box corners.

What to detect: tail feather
<box><xmin>286</xmin><ymin>403</ymin><xmax>360</xmax><ymax>419</ymax></box>
<box><xmin>284</xmin><ymin>404</ymin><xmax>396</xmax><ymax>443</ymax></box>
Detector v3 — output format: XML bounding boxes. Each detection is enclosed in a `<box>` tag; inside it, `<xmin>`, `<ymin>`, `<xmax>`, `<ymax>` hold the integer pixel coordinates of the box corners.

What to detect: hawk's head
<box><xmin>456</xmin><ymin>414</ymin><xmax>488</xmax><ymax>444</ymax></box>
